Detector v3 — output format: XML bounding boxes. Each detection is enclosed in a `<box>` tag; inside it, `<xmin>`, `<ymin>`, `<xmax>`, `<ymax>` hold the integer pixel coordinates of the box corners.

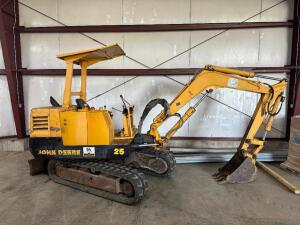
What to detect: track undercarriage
<box><xmin>48</xmin><ymin>159</ymin><xmax>147</xmax><ymax>204</ymax></box>
<box><xmin>29</xmin><ymin>138</ymin><xmax>175</xmax><ymax>204</ymax></box>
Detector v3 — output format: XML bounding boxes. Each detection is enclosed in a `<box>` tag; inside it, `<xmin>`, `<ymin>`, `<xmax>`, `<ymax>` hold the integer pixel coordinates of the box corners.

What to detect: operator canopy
<box><xmin>56</xmin><ymin>44</ymin><xmax>125</xmax><ymax>66</ymax></box>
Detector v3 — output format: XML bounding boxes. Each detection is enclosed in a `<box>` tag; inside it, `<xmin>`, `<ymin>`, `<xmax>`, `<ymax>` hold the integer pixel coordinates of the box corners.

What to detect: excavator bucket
<box><xmin>213</xmin><ymin>151</ymin><xmax>257</xmax><ymax>184</ymax></box>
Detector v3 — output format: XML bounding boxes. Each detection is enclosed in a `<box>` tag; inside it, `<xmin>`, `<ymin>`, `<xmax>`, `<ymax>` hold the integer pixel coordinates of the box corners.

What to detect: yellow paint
<box><xmin>56</xmin><ymin>44</ymin><xmax>125</xmax><ymax>66</ymax></box>
<box><xmin>265</xmin><ymin>94</ymin><xmax>283</xmax><ymax>131</ymax></box>
<box><xmin>30</xmin><ymin>44</ymin><xmax>135</xmax><ymax>146</ymax></box>
<box><xmin>60</xmin><ymin>111</ymin><xmax>87</xmax><ymax>145</ymax></box>
<box><xmin>38</xmin><ymin>149</ymin><xmax>81</xmax><ymax>156</ymax></box>
<box><xmin>80</xmin><ymin>61</ymin><xmax>87</xmax><ymax>101</ymax></box>
<box><xmin>205</xmin><ymin>64</ymin><xmax>255</xmax><ymax>78</ymax></box>
<box><xmin>59</xmin><ymin>109</ymin><xmax>114</xmax><ymax>146</ymax></box>
<box><xmin>120</xmin><ymin>107</ymin><xmax>136</xmax><ymax>138</ymax></box>
<box><xmin>58</xmin><ymin>149</ymin><xmax>81</xmax><ymax>156</ymax></box>
<box><xmin>59</xmin><ymin>44</ymin><xmax>125</xmax><ymax>109</ymax></box>
<box><xmin>163</xmin><ymin>107</ymin><xmax>196</xmax><ymax>143</ymax></box>
<box><xmin>30</xmin><ymin>108</ymin><xmax>50</xmax><ymax>137</ymax></box>
<box><xmin>49</xmin><ymin>108</ymin><xmax>62</xmax><ymax>137</ymax></box>
<box><xmin>87</xmin><ymin>110</ymin><xmax>114</xmax><ymax>145</ymax></box>
<box><xmin>62</xmin><ymin>61</ymin><xmax>74</xmax><ymax>107</ymax></box>
<box><xmin>148</xmin><ymin>65</ymin><xmax>287</xmax><ymax>162</ymax></box>
<box><xmin>38</xmin><ymin>150</ymin><xmax>57</xmax><ymax>156</ymax></box>
<box><xmin>30</xmin><ymin>107</ymin><xmax>62</xmax><ymax>138</ymax></box>
<box><xmin>114</xmin><ymin>148</ymin><xmax>125</xmax><ymax>155</ymax></box>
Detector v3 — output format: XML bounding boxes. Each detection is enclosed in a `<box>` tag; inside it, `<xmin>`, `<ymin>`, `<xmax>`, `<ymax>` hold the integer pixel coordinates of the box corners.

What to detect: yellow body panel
<box><xmin>30</xmin><ymin>107</ymin><xmax>62</xmax><ymax>138</ymax></box>
<box><xmin>30</xmin><ymin>44</ymin><xmax>135</xmax><ymax>147</ymax></box>
<box><xmin>60</xmin><ymin>111</ymin><xmax>87</xmax><ymax>145</ymax></box>
<box><xmin>87</xmin><ymin>110</ymin><xmax>114</xmax><ymax>145</ymax></box>
<box><xmin>30</xmin><ymin>108</ymin><xmax>50</xmax><ymax>137</ymax></box>
<box><xmin>60</xmin><ymin>110</ymin><xmax>114</xmax><ymax>146</ymax></box>
<box><xmin>30</xmin><ymin>107</ymin><xmax>116</xmax><ymax>146</ymax></box>
<box><xmin>49</xmin><ymin>108</ymin><xmax>62</xmax><ymax>137</ymax></box>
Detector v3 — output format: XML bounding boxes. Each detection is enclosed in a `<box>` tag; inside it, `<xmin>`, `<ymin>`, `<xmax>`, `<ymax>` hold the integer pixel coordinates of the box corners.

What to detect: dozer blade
<box><xmin>213</xmin><ymin>151</ymin><xmax>257</xmax><ymax>184</ymax></box>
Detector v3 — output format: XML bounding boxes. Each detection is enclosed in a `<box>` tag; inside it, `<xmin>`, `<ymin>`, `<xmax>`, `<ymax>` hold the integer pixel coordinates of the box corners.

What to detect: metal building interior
<box><xmin>1</xmin><ymin>0</ymin><xmax>300</xmax><ymax>225</ymax></box>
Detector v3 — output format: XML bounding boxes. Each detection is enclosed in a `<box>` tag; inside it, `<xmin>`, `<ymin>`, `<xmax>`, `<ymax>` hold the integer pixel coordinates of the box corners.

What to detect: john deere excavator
<box><xmin>29</xmin><ymin>44</ymin><xmax>175</xmax><ymax>204</ymax></box>
<box><xmin>29</xmin><ymin>44</ymin><xmax>287</xmax><ymax>204</ymax></box>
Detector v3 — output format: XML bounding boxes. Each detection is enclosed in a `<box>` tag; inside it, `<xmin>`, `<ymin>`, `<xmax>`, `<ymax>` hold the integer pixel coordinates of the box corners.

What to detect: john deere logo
<box><xmin>83</xmin><ymin>147</ymin><xmax>95</xmax><ymax>157</ymax></box>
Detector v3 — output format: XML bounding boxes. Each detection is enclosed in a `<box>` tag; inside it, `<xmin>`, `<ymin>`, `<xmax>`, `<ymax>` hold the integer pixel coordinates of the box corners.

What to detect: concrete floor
<box><xmin>1</xmin><ymin>152</ymin><xmax>300</xmax><ymax>225</ymax></box>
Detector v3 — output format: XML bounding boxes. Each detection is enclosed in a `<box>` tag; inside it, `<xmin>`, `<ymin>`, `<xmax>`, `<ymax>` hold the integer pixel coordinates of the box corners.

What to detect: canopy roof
<box><xmin>56</xmin><ymin>44</ymin><xmax>125</xmax><ymax>66</ymax></box>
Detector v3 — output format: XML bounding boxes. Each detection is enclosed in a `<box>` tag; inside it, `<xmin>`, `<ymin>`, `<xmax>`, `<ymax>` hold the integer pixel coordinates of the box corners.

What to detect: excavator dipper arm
<box><xmin>144</xmin><ymin>65</ymin><xmax>287</xmax><ymax>183</ymax></box>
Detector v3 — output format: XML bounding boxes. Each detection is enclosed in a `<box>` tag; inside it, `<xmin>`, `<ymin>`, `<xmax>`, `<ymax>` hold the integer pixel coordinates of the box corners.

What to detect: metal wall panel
<box><xmin>261</xmin><ymin>0</ymin><xmax>293</xmax><ymax>21</ymax></box>
<box><xmin>0</xmin><ymin>76</ymin><xmax>16</xmax><ymax>136</ymax></box>
<box><xmin>21</xmin><ymin>33</ymin><xmax>61</xmax><ymax>69</ymax></box>
<box><xmin>123</xmin><ymin>32</ymin><xmax>190</xmax><ymax>68</ymax></box>
<box><xmin>191</xmin><ymin>0</ymin><xmax>261</xmax><ymax>23</ymax></box>
<box><xmin>191</xmin><ymin>0</ymin><xmax>292</xmax><ymax>23</ymax></box>
<box><xmin>190</xmin><ymin>29</ymin><xmax>259</xmax><ymax>67</ymax></box>
<box><xmin>19</xmin><ymin>0</ymin><xmax>60</xmax><ymax>27</ymax></box>
<box><xmin>59</xmin><ymin>0</ymin><xmax>123</xmax><ymax>26</ymax></box>
<box><xmin>123</xmin><ymin>0</ymin><xmax>190</xmax><ymax>24</ymax></box>
<box><xmin>258</xmin><ymin>28</ymin><xmax>291</xmax><ymax>66</ymax></box>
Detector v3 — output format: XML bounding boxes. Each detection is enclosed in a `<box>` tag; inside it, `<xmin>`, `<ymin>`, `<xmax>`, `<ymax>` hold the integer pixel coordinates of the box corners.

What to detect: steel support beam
<box><xmin>18</xmin><ymin>21</ymin><xmax>293</xmax><ymax>33</ymax></box>
<box><xmin>19</xmin><ymin>66</ymin><xmax>293</xmax><ymax>76</ymax></box>
<box><xmin>0</xmin><ymin>68</ymin><xmax>6</xmax><ymax>74</ymax></box>
<box><xmin>0</xmin><ymin>0</ymin><xmax>25</xmax><ymax>138</ymax></box>
<box><xmin>287</xmin><ymin>0</ymin><xmax>300</xmax><ymax>137</ymax></box>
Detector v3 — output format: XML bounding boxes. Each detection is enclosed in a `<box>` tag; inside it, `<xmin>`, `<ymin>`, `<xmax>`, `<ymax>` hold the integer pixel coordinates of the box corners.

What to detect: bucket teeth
<box><xmin>213</xmin><ymin>151</ymin><xmax>257</xmax><ymax>184</ymax></box>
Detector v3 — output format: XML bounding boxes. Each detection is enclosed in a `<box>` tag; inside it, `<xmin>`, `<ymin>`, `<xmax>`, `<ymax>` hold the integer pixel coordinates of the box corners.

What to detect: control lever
<box><xmin>120</xmin><ymin>95</ymin><xmax>132</xmax><ymax>109</ymax></box>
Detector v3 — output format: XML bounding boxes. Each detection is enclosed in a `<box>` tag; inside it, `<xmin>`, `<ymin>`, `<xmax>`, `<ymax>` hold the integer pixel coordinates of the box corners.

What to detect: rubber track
<box><xmin>48</xmin><ymin>159</ymin><xmax>148</xmax><ymax>205</ymax></box>
<box><xmin>137</xmin><ymin>149</ymin><xmax>176</xmax><ymax>177</ymax></box>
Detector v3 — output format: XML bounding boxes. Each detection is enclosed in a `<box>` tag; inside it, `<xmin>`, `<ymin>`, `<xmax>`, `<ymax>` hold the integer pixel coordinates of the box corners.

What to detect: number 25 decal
<box><xmin>114</xmin><ymin>148</ymin><xmax>125</xmax><ymax>155</ymax></box>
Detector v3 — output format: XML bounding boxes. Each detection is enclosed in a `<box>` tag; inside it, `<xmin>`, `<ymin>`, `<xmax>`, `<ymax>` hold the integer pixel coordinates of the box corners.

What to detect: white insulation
<box><xmin>0</xmin><ymin>0</ymin><xmax>294</xmax><ymax>138</ymax></box>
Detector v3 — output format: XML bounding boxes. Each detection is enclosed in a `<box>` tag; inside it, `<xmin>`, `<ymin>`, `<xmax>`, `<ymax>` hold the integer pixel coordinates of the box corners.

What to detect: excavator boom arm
<box><xmin>140</xmin><ymin>64</ymin><xmax>287</xmax><ymax>184</ymax></box>
<box><xmin>148</xmin><ymin>65</ymin><xmax>287</xmax><ymax>147</ymax></box>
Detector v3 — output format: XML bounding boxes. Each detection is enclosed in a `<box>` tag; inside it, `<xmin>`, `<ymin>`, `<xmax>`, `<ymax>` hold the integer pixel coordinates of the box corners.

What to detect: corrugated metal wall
<box><xmin>0</xmin><ymin>0</ymin><xmax>293</xmax><ymax>139</ymax></box>
<box><xmin>0</xmin><ymin>43</ymin><xmax>16</xmax><ymax>136</ymax></box>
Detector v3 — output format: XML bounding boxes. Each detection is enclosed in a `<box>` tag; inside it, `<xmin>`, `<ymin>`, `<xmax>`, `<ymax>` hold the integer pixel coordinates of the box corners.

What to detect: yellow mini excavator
<box><xmin>29</xmin><ymin>44</ymin><xmax>287</xmax><ymax>204</ymax></box>
<box><xmin>29</xmin><ymin>44</ymin><xmax>176</xmax><ymax>204</ymax></box>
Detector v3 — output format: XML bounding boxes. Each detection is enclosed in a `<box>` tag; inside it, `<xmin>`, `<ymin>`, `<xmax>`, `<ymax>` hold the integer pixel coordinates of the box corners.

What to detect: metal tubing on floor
<box><xmin>174</xmin><ymin>150</ymin><xmax>288</xmax><ymax>164</ymax></box>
